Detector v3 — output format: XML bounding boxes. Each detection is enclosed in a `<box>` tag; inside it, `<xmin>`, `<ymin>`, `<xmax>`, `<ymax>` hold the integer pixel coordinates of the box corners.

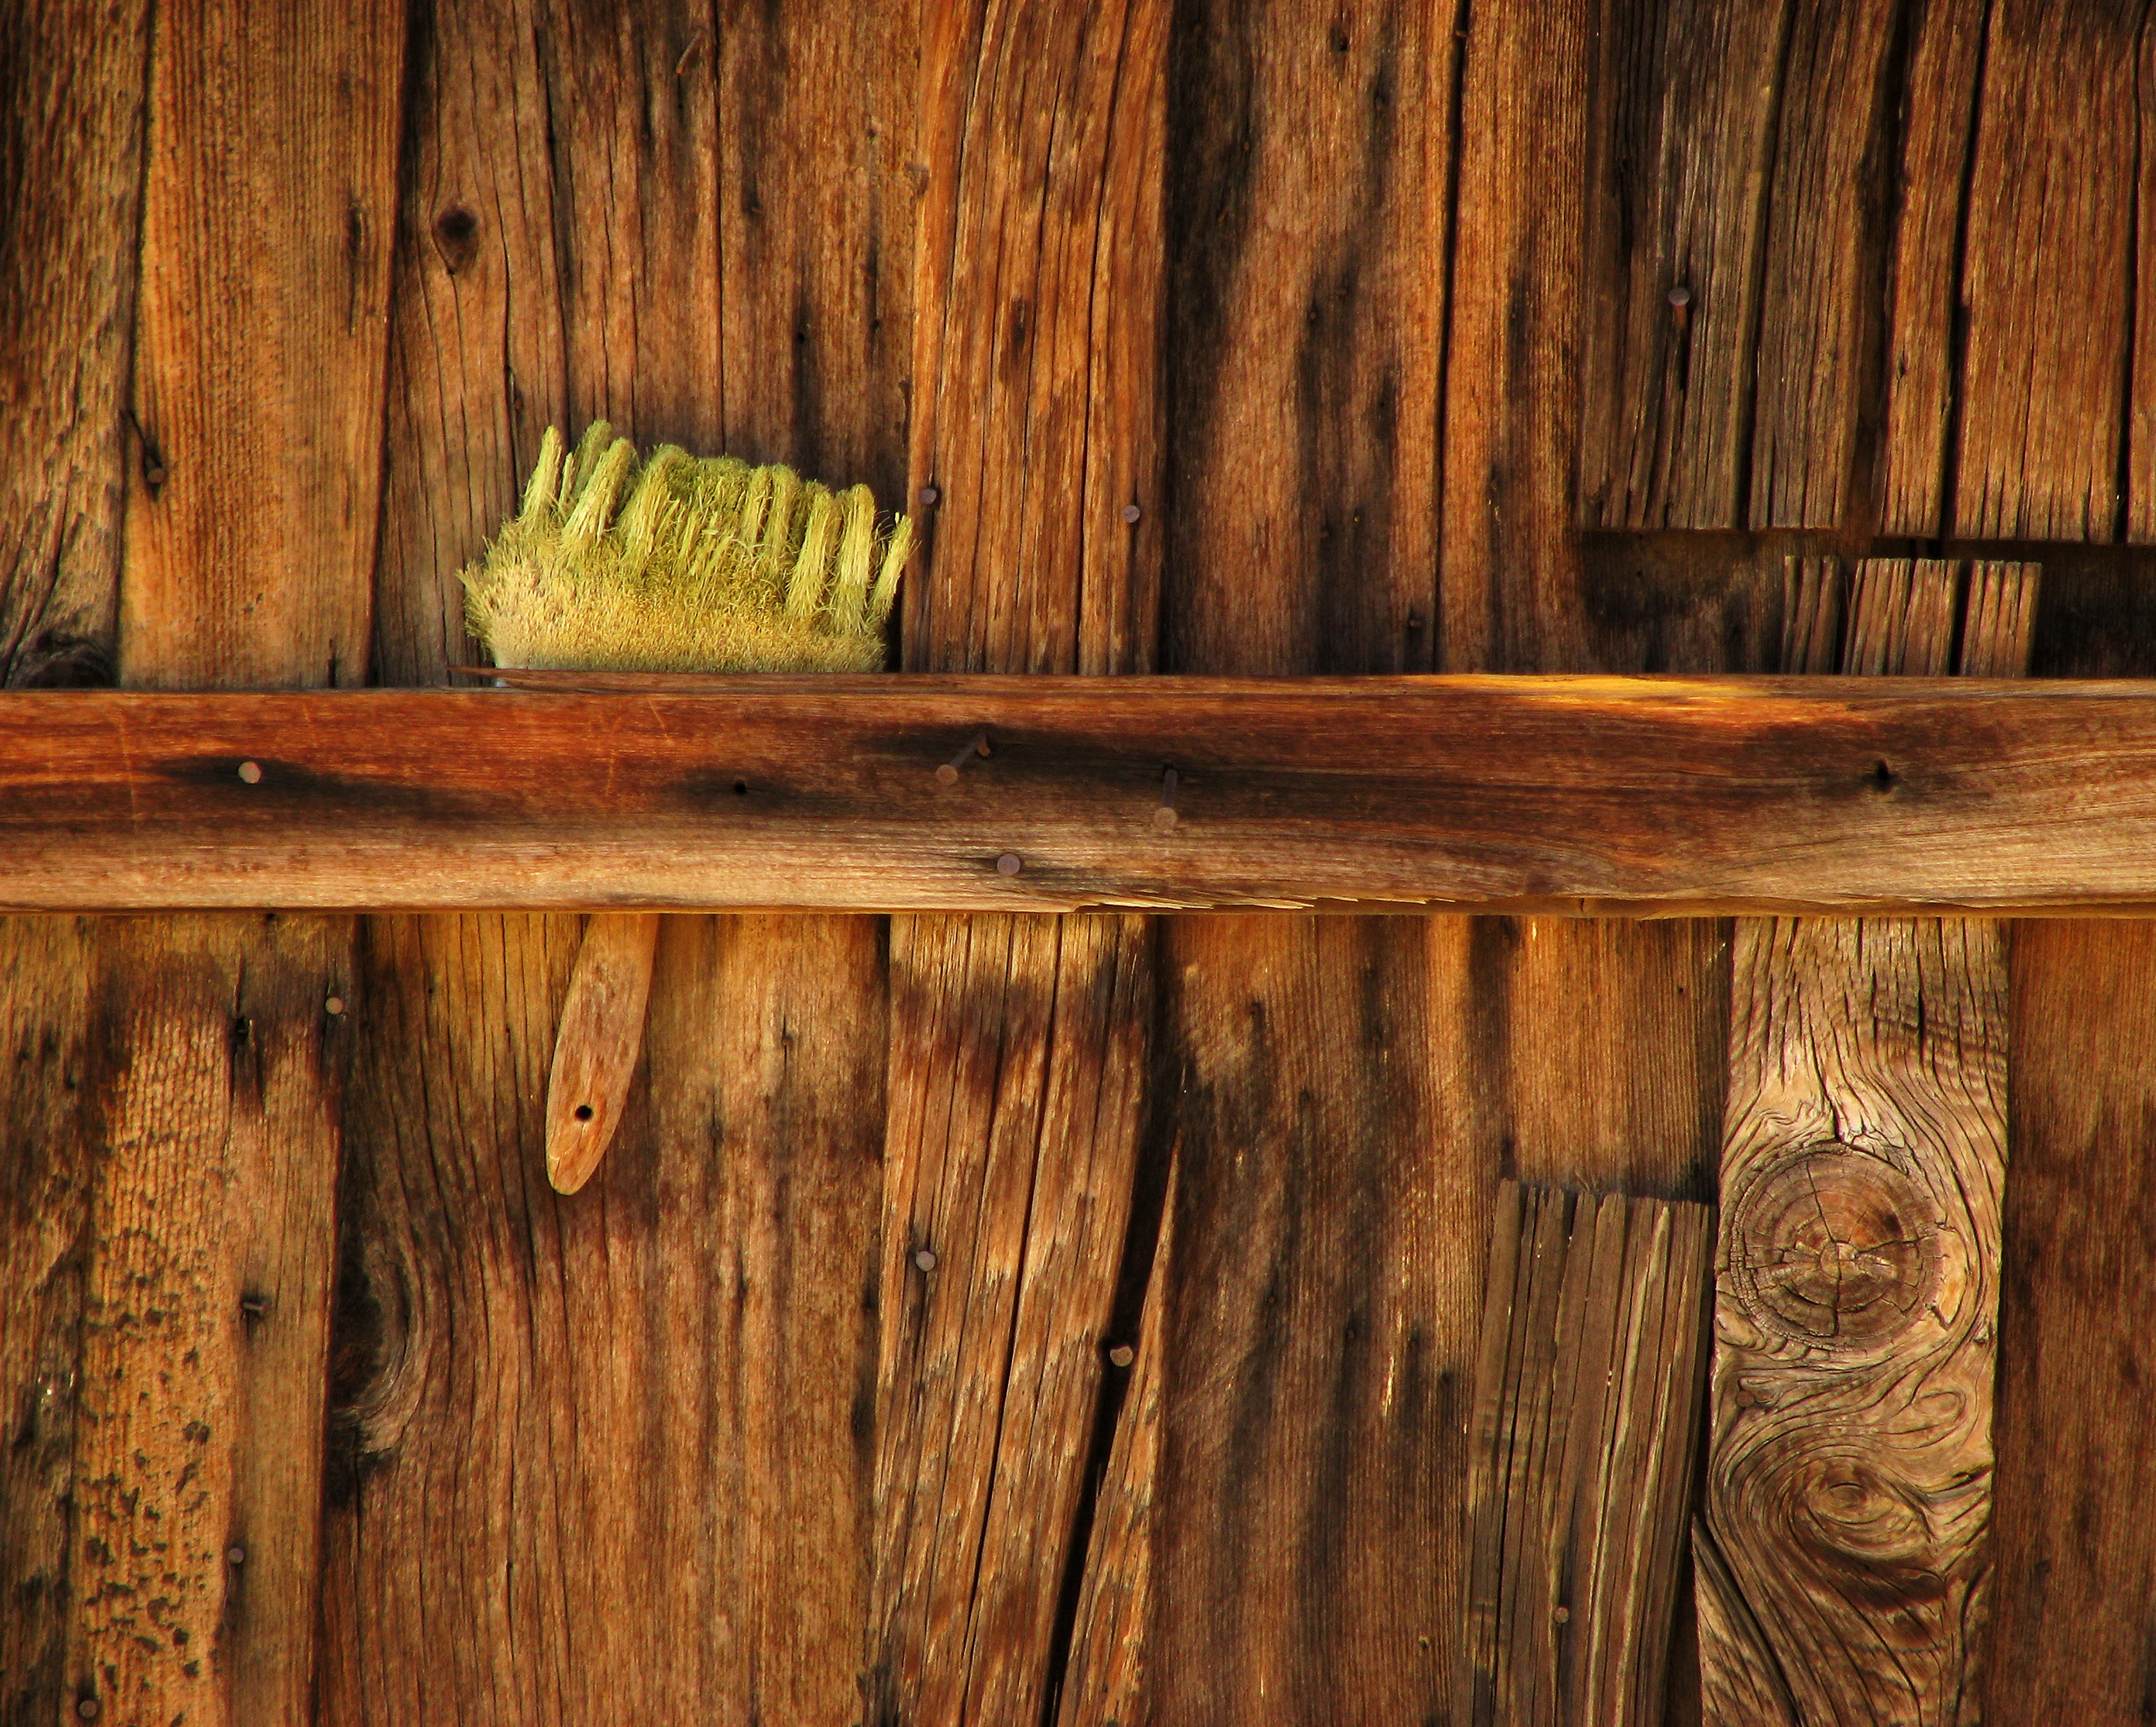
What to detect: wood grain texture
<box><xmin>1440</xmin><ymin>0</ymin><xmax>1585</xmax><ymax>673</ymax></box>
<box><xmin>1463</xmin><ymin>1182</ymin><xmax>1714</xmax><ymax>1726</ymax></box>
<box><xmin>0</xmin><ymin>917</ymin><xmax>97</xmax><ymax>1723</ymax></box>
<box><xmin>1701</xmin><ymin>560</ymin><xmax>2034</xmax><ymax>1726</ymax></box>
<box><xmin>0</xmin><ymin>0</ymin><xmax>151</xmax><ymax>689</ymax></box>
<box><xmin>2137</xmin><ymin>12</ymin><xmax>2156</xmax><ymax>544</ymax></box>
<box><xmin>1747</xmin><ymin>0</ymin><xmax>1899</xmax><ymax>530</ymax></box>
<box><xmin>324</xmin><ymin>4</ymin><xmax>913</xmax><ymax>1723</ymax></box>
<box><xmin>119</xmin><ymin>0</ymin><xmax>405</xmax><ymax>688</ymax></box>
<box><xmin>18</xmin><ymin>675</ymin><xmax>2156</xmax><ymax>915</ymax></box>
<box><xmin>870</xmin><ymin>912</ymin><xmax>1152</xmax><ymax>1726</ymax></box>
<box><xmin>1953</xmin><ymin>0</ymin><xmax>2143</xmax><ymax>543</ymax></box>
<box><xmin>1876</xmin><ymin>0</ymin><xmax>1988</xmax><ymax>539</ymax></box>
<box><xmin>905</xmin><ymin>0</ymin><xmax>1165</xmax><ymax>678</ymax></box>
<box><xmin>1163</xmin><ymin>0</ymin><xmax>1451</xmax><ymax>675</ymax></box>
<box><xmin>1578</xmin><ymin>0</ymin><xmax>1789</xmax><ymax>530</ymax></box>
<box><xmin>873</xmin><ymin>8</ymin><xmax>1166</xmax><ymax>1712</ymax></box>
<box><xmin>1985</xmin><ymin>920</ymin><xmax>2156</xmax><ymax>1723</ymax></box>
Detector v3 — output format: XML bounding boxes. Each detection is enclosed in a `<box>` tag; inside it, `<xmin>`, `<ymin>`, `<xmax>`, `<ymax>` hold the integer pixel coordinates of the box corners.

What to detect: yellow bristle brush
<box><xmin>462</xmin><ymin>422</ymin><xmax>913</xmax><ymax>1192</ymax></box>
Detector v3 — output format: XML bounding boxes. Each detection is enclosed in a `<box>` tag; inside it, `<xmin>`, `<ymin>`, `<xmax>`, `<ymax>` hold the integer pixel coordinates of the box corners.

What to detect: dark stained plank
<box><xmin>1985</xmin><ymin>920</ymin><xmax>2156</xmax><ymax>1723</ymax></box>
<box><xmin>1700</xmin><ymin>559</ymin><xmax>2034</xmax><ymax>1725</ymax></box>
<box><xmin>0</xmin><ymin>0</ymin><xmax>151</xmax><ymax>689</ymax></box>
<box><xmin>1163</xmin><ymin>0</ymin><xmax>1452</xmax><ymax>676</ymax></box>
<box><xmin>873</xmin><ymin>9</ymin><xmax>1166</xmax><ymax>1715</ymax></box>
<box><xmin>1952</xmin><ymin>0</ymin><xmax>2143</xmax><ymax>542</ymax></box>
<box><xmin>2137</xmin><ymin>14</ymin><xmax>2156</xmax><ymax>544</ymax></box>
<box><xmin>1747</xmin><ymin>0</ymin><xmax>1900</xmax><ymax>530</ymax></box>
<box><xmin>1577</xmin><ymin>0</ymin><xmax>1790</xmax><ymax>531</ymax></box>
<box><xmin>1463</xmin><ymin>1182</ymin><xmax>1713</xmax><ymax>1726</ymax></box>
<box><xmin>22</xmin><ymin>673</ymin><xmax>2156</xmax><ymax>914</ymax></box>
<box><xmin>321</xmin><ymin>4</ymin><xmax>913</xmax><ymax>1723</ymax></box>
<box><xmin>1876</xmin><ymin>0</ymin><xmax>1988</xmax><ymax>539</ymax></box>
<box><xmin>49</xmin><ymin>4</ymin><xmax>407</xmax><ymax>1722</ymax></box>
<box><xmin>0</xmin><ymin>917</ymin><xmax>96</xmax><ymax>1723</ymax></box>
<box><xmin>1141</xmin><ymin>22</ymin><xmax>1470</xmax><ymax>1710</ymax></box>
<box><xmin>1440</xmin><ymin>0</ymin><xmax>1585</xmax><ymax>672</ymax></box>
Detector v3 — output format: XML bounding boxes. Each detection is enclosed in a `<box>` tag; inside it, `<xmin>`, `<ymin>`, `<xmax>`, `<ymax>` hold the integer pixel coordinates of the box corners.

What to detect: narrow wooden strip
<box><xmin>1780</xmin><ymin>555</ymin><xmax>1845</xmax><ymax>674</ymax></box>
<box><xmin>1985</xmin><ymin>920</ymin><xmax>2156</xmax><ymax>1719</ymax></box>
<box><xmin>1462</xmin><ymin>1183</ymin><xmax>1712</xmax><ymax>1725</ymax></box>
<box><xmin>1747</xmin><ymin>0</ymin><xmax>1900</xmax><ymax>528</ymax></box>
<box><xmin>1844</xmin><ymin>557</ymin><xmax>1958</xmax><ymax>676</ymax></box>
<box><xmin>0</xmin><ymin>916</ymin><xmax>96</xmax><ymax>1720</ymax></box>
<box><xmin>1877</xmin><ymin>0</ymin><xmax>1989</xmax><ymax>538</ymax></box>
<box><xmin>1958</xmin><ymin>562</ymin><xmax>2039</xmax><ymax>677</ymax></box>
<box><xmin>1577</xmin><ymin>0</ymin><xmax>1790</xmax><ymax>530</ymax></box>
<box><xmin>15</xmin><ymin>676</ymin><xmax>2156</xmax><ymax>913</ymax></box>
<box><xmin>2137</xmin><ymin>13</ymin><xmax>2156</xmax><ymax>543</ymax></box>
<box><xmin>0</xmin><ymin>0</ymin><xmax>150</xmax><ymax>687</ymax></box>
<box><xmin>1953</xmin><ymin>0</ymin><xmax>2141</xmax><ymax>541</ymax></box>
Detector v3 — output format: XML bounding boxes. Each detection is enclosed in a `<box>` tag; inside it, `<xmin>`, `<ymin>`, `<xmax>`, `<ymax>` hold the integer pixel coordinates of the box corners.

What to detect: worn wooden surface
<box><xmin>22</xmin><ymin>677</ymin><xmax>2156</xmax><ymax>914</ymax></box>
<box><xmin>872</xmin><ymin>6</ymin><xmax>1165</xmax><ymax>1721</ymax></box>
<box><xmin>1463</xmin><ymin>1182</ymin><xmax>1713</xmax><ymax>1725</ymax></box>
<box><xmin>1701</xmin><ymin>560</ymin><xmax>2032</xmax><ymax>1725</ymax></box>
<box><xmin>1987</xmin><ymin>921</ymin><xmax>2156</xmax><ymax>1722</ymax></box>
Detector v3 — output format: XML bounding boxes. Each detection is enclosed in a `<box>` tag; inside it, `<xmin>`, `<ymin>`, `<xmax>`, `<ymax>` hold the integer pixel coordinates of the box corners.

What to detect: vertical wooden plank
<box><xmin>1440</xmin><ymin>0</ymin><xmax>1589</xmax><ymax>673</ymax></box>
<box><xmin>1163</xmin><ymin>0</ymin><xmax>1450</xmax><ymax>675</ymax></box>
<box><xmin>0</xmin><ymin>0</ymin><xmax>151</xmax><ymax>688</ymax></box>
<box><xmin>1577</xmin><ymin>0</ymin><xmax>1790</xmax><ymax>531</ymax></box>
<box><xmin>120</xmin><ymin>0</ymin><xmax>405</xmax><ymax>690</ymax></box>
<box><xmin>323</xmin><ymin>4</ymin><xmax>912</xmax><ymax>1724</ymax></box>
<box><xmin>1877</xmin><ymin>0</ymin><xmax>1988</xmax><ymax>539</ymax></box>
<box><xmin>1953</xmin><ymin>0</ymin><xmax>2142</xmax><ymax>543</ymax></box>
<box><xmin>873</xmin><ymin>6</ymin><xmax>1166</xmax><ymax>1719</ymax></box>
<box><xmin>1127</xmin><ymin>4</ymin><xmax>1470</xmax><ymax>1720</ymax></box>
<box><xmin>0</xmin><ymin>917</ymin><xmax>97</xmax><ymax>1722</ymax></box>
<box><xmin>54</xmin><ymin>4</ymin><xmax>405</xmax><ymax>1724</ymax></box>
<box><xmin>1985</xmin><ymin>921</ymin><xmax>2156</xmax><ymax>1723</ymax></box>
<box><xmin>1461</xmin><ymin>1183</ymin><xmax>1714</xmax><ymax>1726</ymax></box>
<box><xmin>1701</xmin><ymin>561</ymin><xmax>2035</xmax><ymax>1727</ymax></box>
<box><xmin>1748</xmin><ymin>0</ymin><xmax>1901</xmax><ymax>530</ymax></box>
<box><xmin>2135</xmin><ymin>13</ymin><xmax>2156</xmax><ymax>543</ymax></box>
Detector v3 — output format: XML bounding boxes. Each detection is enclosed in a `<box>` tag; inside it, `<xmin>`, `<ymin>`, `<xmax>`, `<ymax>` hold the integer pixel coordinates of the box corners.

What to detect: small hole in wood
<box><xmin>734</xmin><ymin>780</ymin><xmax>748</xmax><ymax>795</ymax></box>
<box><xmin>574</xmin><ymin>1104</ymin><xmax>594</xmax><ymax>1122</ymax></box>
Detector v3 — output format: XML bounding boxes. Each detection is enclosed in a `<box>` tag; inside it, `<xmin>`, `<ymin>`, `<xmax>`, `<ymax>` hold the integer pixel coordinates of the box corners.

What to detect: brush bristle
<box><xmin>462</xmin><ymin>423</ymin><xmax>911</xmax><ymax>673</ymax></box>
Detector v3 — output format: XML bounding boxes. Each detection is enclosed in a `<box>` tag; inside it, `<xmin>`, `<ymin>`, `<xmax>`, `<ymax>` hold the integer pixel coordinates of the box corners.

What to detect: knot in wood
<box><xmin>1726</xmin><ymin>1144</ymin><xmax>1939</xmax><ymax>1349</ymax></box>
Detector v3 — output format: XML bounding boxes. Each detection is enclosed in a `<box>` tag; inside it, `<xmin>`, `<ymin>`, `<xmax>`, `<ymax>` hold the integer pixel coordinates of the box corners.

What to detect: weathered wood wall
<box><xmin>6</xmin><ymin>0</ymin><xmax>2156</xmax><ymax>1723</ymax></box>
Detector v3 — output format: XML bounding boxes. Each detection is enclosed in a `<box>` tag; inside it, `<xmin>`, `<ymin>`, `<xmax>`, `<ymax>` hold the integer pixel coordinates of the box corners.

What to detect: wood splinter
<box><xmin>545</xmin><ymin>911</ymin><xmax>662</xmax><ymax>1193</ymax></box>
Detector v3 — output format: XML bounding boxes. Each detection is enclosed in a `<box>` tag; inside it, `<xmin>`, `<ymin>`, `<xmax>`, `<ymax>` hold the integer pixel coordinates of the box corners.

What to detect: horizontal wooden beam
<box><xmin>10</xmin><ymin>672</ymin><xmax>2156</xmax><ymax>914</ymax></box>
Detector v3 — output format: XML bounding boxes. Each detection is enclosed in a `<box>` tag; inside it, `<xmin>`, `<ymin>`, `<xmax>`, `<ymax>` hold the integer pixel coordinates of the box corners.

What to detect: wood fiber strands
<box><xmin>1881</xmin><ymin>0</ymin><xmax>2146</xmax><ymax>540</ymax></box>
<box><xmin>1461</xmin><ymin>1181</ymin><xmax>1714</xmax><ymax>1727</ymax></box>
<box><xmin>1699</xmin><ymin>557</ymin><xmax>2037</xmax><ymax>1726</ymax></box>
<box><xmin>873</xmin><ymin>6</ymin><xmax>1165</xmax><ymax>1719</ymax></box>
<box><xmin>320</xmin><ymin>5</ymin><xmax>913</xmax><ymax>1724</ymax></box>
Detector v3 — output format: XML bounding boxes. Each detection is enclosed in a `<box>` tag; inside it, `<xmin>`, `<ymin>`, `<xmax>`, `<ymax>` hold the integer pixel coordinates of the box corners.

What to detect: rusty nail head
<box><xmin>227</xmin><ymin>1545</ymin><xmax>246</xmax><ymax>1565</ymax></box>
<box><xmin>145</xmin><ymin>466</ymin><xmax>167</xmax><ymax>486</ymax></box>
<box><xmin>324</xmin><ymin>996</ymin><xmax>346</xmax><ymax>1016</ymax></box>
<box><xmin>1108</xmin><ymin>1344</ymin><xmax>1135</xmax><ymax>1368</ymax></box>
<box><xmin>1122</xmin><ymin>503</ymin><xmax>1141</xmax><ymax>524</ymax></box>
<box><xmin>997</xmin><ymin>852</ymin><xmax>1022</xmax><ymax>877</ymax></box>
<box><xmin>78</xmin><ymin>1700</ymin><xmax>99</xmax><ymax>1721</ymax></box>
<box><xmin>919</xmin><ymin>485</ymin><xmax>939</xmax><ymax>507</ymax></box>
<box><xmin>1554</xmin><ymin>1605</ymin><xmax>1571</xmax><ymax>1624</ymax></box>
<box><xmin>914</xmin><ymin>1249</ymin><xmax>937</xmax><ymax>1272</ymax></box>
<box><xmin>237</xmin><ymin>761</ymin><xmax>263</xmax><ymax>784</ymax></box>
<box><xmin>1667</xmin><ymin>284</ymin><xmax>1692</xmax><ymax>307</ymax></box>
